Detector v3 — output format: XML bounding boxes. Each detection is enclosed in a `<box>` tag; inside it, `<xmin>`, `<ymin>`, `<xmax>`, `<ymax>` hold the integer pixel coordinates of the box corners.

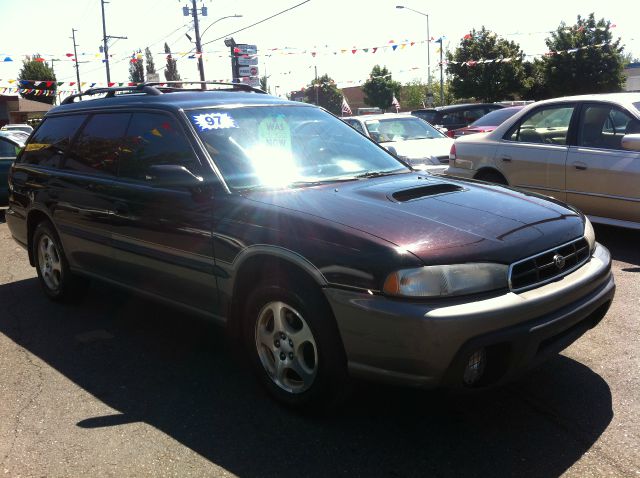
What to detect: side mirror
<box><xmin>621</xmin><ymin>134</ymin><xmax>640</xmax><ymax>152</ymax></box>
<box><xmin>146</xmin><ymin>164</ymin><xmax>204</xmax><ymax>186</ymax></box>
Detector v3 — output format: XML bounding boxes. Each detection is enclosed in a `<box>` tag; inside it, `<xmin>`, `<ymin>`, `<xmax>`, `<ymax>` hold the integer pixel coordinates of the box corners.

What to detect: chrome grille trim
<box><xmin>508</xmin><ymin>237</ymin><xmax>591</xmax><ymax>292</ymax></box>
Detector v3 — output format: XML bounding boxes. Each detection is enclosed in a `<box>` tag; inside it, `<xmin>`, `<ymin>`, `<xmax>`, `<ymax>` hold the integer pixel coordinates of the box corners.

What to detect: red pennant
<box><xmin>463</xmin><ymin>33</ymin><xmax>472</xmax><ymax>40</ymax></box>
<box><xmin>66</xmin><ymin>53</ymin><xmax>74</xmax><ymax>57</ymax></box>
<box><xmin>35</xmin><ymin>57</ymin><xmax>45</xmax><ymax>63</ymax></box>
<box><xmin>352</xmin><ymin>49</ymin><xmax>357</xmax><ymax>54</ymax></box>
<box><xmin>372</xmin><ymin>47</ymin><xmax>378</xmax><ymax>53</ymax></box>
<box><xmin>108</xmin><ymin>82</ymin><xmax>115</xmax><ymax>87</ymax></box>
<box><xmin>46</xmin><ymin>81</ymin><xmax>53</xmax><ymax>87</ymax></box>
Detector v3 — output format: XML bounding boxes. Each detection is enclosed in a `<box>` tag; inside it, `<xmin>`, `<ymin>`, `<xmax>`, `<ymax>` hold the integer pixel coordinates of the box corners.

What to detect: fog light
<box><xmin>463</xmin><ymin>348</ymin><xmax>486</xmax><ymax>386</ymax></box>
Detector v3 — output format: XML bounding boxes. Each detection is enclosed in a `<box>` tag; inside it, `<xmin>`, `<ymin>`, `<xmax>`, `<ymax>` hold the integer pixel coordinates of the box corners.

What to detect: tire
<box><xmin>475</xmin><ymin>170</ymin><xmax>508</xmax><ymax>185</ymax></box>
<box><xmin>32</xmin><ymin>221</ymin><xmax>88</xmax><ymax>302</ymax></box>
<box><xmin>242</xmin><ymin>277</ymin><xmax>349</xmax><ymax>411</ymax></box>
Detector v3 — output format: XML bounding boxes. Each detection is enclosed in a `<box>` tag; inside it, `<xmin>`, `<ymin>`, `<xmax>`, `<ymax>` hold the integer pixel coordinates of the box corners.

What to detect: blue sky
<box><xmin>0</xmin><ymin>0</ymin><xmax>637</xmax><ymax>96</ymax></box>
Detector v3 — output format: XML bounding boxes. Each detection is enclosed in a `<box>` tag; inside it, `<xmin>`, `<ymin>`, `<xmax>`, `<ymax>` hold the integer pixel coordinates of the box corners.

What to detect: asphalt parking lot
<box><xmin>0</xmin><ymin>210</ymin><xmax>638</xmax><ymax>477</ymax></box>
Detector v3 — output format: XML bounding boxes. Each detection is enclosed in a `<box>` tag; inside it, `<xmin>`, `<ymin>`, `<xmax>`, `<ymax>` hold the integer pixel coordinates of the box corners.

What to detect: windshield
<box><xmin>364</xmin><ymin>117</ymin><xmax>444</xmax><ymax>143</ymax></box>
<box><xmin>188</xmin><ymin>105</ymin><xmax>408</xmax><ymax>190</ymax></box>
<box><xmin>470</xmin><ymin>107</ymin><xmax>521</xmax><ymax>127</ymax></box>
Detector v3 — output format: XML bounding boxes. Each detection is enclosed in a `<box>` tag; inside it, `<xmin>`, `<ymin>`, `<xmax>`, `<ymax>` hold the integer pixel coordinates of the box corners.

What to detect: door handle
<box><xmin>113</xmin><ymin>202</ymin><xmax>129</xmax><ymax>216</ymax></box>
<box><xmin>573</xmin><ymin>161</ymin><xmax>587</xmax><ymax>171</ymax></box>
<box><xmin>501</xmin><ymin>155</ymin><xmax>512</xmax><ymax>162</ymax></box>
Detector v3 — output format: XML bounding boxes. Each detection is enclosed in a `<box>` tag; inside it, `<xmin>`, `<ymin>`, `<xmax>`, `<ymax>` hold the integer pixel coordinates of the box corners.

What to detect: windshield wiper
<box><xmin>354</xmin><ymin>170</ymin><xmax>405</xmax><ymax>179</ymax></box>
<box><xmin>289</xmin><ymin>177</ymin><xmax>359</xmax><ymax>187</ymax></box>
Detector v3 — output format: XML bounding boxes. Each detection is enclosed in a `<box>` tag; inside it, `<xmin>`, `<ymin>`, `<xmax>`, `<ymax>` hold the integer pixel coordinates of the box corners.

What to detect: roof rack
<box><xmin>61</xmin><ymin>81</ymin><xmax>265</xmax><ymax>105</ymax></box>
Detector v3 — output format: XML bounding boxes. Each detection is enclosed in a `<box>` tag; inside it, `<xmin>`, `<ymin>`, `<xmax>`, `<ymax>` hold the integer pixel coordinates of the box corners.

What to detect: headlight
<box><xmin>584</xmin><ymin>216</ymin><xmax>596</xmax><ymax>253</ymax></box>
<box><xmin>383</xmin><ymin>263</ymin><xmax>508</xmax><ymax>298</ymax></box>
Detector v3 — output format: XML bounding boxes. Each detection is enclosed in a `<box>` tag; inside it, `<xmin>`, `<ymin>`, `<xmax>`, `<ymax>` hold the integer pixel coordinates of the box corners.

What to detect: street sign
<box><xmin>238</xmin><ymin>66</ymin><xmax>259</xmax><ymax>77</ymax></box>
<box><xmin>236</xmin><ymin>44</ymin><xmax>257</xmax><ymax>55</ymax></box>
<box><xmin>237</xmin><ymin>56</ymin><xmax>258</xmax><ymax>66</ymax></box>
<box><xmin>240</xmin><ymin>77</ymin><xmax>261</xmax><ymax>87</ymax></box>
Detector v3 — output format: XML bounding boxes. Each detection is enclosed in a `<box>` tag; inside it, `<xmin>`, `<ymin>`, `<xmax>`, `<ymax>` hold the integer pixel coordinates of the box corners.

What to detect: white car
<box><xmin>342</xmin><ymin>113</ymin><xmax>453</xmax><ymax>173</ymax></box>
<box><xmin>0</xmin><ymin>123</ymin><xmax>34</xmax><ymax>134</ymax></box>
<box><xmin>446</xmin><ymin>93</ymin><xmax>640</xmax><ymax>229</ymax></box>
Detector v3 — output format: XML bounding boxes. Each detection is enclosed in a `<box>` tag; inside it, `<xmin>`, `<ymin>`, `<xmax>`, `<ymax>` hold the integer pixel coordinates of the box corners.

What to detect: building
<box><xmin>623</xmin><ymin>63</ymin><xmax>640</xmax><ymax>92</ymax></box>
<box><xmin>0</xmin><ymin>94</ymin><xmax>53</xmax><ymax>127</ymax></box>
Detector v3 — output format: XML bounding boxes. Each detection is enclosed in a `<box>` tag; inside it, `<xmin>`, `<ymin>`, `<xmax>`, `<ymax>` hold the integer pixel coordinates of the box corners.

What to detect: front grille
<box><xmin>509</xmin><ymin>237</ymin><xmax>590</xmax><ymax>291</ymax></box>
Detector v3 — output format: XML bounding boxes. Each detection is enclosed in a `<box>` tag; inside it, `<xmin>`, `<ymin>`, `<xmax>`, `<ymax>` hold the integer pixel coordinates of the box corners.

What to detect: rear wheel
<box><xmin>243</xmin><ymin>278</ymin><xmax>349</xmax><ymax>411</ymax></box>
<box><xmin>475</xmin><ymin>170</ymin><xmax>508</xmax><ymax>185</ymax></box>
<box><xmin>33</xmin><ymin>221</ymin><xmax>88</xmax><ymax>302</ymax></box>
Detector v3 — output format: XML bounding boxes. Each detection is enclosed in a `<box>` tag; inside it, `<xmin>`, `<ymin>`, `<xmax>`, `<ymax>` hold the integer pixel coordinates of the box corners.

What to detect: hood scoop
<box><xmin>391</xmin><ymin>183</ymin><xmax>465</xmax><ymax>202</ymax></box>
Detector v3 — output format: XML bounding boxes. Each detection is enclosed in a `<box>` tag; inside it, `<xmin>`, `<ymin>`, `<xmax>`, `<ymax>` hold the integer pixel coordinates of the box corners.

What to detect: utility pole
<box><xmin>314</xmin><ymin>65</ymin><xmax>319</xmax><ymax>105</ymax></box>
<box><xmin>101</xmin><ymin>0</ymin><xmax>127</xmax><ymax>84</ymax></box>
<box><xmin>439</xmin><ymin>43</ymin><xmax>444</xmax><ymax>105</ymax></box>
<box><xmin>71</xmin><ymin>29</ymin><xmax>82</xmax><ymax>94</ymax></box>
<box><xmin>191</xmin><ymin>0</ymin><xmax>206</xmax><ymax>85</ymax></box>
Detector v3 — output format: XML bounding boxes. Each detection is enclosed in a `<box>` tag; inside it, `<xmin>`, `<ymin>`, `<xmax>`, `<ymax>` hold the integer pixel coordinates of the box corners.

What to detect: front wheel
<box><xmin>243</xmin><ymin>280</ymin><xmax>349</xmax><ymax>411</ymax></box>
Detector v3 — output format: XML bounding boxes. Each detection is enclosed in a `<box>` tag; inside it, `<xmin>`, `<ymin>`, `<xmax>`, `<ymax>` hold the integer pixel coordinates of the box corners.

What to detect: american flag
<box><xmin>341</xmin><ymin>96</ymin><xmax>352</xmax><ymax>116</ymax></box>
<box><xmin>392</xmin><ymin>95</ymin><xmax>400</xmax><ymax>112</ymax></box>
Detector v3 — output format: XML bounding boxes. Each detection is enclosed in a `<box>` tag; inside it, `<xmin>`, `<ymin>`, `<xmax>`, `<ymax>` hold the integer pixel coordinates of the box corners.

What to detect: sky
<box><xmin>0</xmin><ymin>0</ymin><xmax>637</xmax><ymax>98</ymax></box>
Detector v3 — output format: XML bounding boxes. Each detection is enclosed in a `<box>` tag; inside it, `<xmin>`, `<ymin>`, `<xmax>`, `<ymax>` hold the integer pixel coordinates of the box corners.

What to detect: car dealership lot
<box><xmin>0</xmin><ymin>214</ymin><xmax>638</xmax><ymax>477</ymax></box>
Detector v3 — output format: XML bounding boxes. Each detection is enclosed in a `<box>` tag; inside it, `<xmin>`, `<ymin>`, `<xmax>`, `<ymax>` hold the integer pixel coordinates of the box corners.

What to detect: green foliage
<box><xmin>428</xmin><ymin>80</ymin><xmax>456</xmax><ymax>107</ymax></box>
<box><xmin>145</xmin><ymin>47</ymin><xmax>156</xmax><ymax>75</ymax></box>
<box><xmin>400</xmin><ymin>80</ymin><xmax>428</xmax><ymax>110</ymax></box>
<box><xmin>260</xmin><ymin>75</ymin><xmax>269</xmax><ymax>93</ymax></box>
<box><xmin>362</xmin><ymin>65</ymin><xmax>401</xmax><ymax>111</ymax></box>
<box><xmin>303</xmin><ymin>74</ymin><xmax>342</xmax><ymax>115</ymax></box>
<box><xmin>17</xmin><ymin>55</ymin><xmax>56</xmax><ymax>105</ymax></box>
<box><xmin>540</xmin><ymin>13</ymin><xmax>625</xmax><ymax>97</ymax></box>
<box><xmin>163</xmin><ymin>43</ymin><xmax>182</xmax><ymax>85</ymax></box>
<box><xmin>446</xmin><ymin>27</ymin><xmax>525</xmax><ymax>102</ymax></box>
<box><xmin>129</xmin><ymin>50</ymin><xmax>145</xmax><ymax>83</ymax></box>
<box><xmin>521</xmin><ymin>60</ymin><xmax>550</xmax><ymax>100</ymax></box>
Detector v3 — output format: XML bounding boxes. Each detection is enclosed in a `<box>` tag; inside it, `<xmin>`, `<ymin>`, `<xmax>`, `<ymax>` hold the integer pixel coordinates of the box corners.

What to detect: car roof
<box><xmin>531</xmin><ymin>92</ymin><xmax>640</xmax><ymax>110</ymax></box>
<box><xmin>0</xmin><ymin>131</ymin><xmax>25</xmax><ymax>146</ymax></box>
<box><xmin>48</xmin><ymin>89</ymin><xmax>305</xmax><ymax>116</ymax></box>
<box><xmin>412</xmin><ymin>103</ymin><xmax>502</xmax><ymax>113</ymax></box>
<box><xmin>344</xmin><ymin>113</ymin><xmax>417</xmax><ymax>121</ymax></box>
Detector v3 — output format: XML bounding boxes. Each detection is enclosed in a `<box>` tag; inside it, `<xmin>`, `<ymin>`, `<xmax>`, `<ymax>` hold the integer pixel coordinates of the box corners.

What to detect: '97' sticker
<box><xmin>192</xmin><ymin>113</ymin><xmax>237</xmax><ymax>131</ymax></box>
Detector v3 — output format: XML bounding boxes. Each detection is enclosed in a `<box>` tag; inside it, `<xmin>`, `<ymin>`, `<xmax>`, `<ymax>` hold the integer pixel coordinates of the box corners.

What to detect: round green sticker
<box><xmin>258</xmin><ymin>115</ymin><xmax>291</xmax><ymax>151</ymax></box>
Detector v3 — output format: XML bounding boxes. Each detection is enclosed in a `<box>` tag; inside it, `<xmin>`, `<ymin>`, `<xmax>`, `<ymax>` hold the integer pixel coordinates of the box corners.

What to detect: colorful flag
<box><xmin>341</xmin><ymin>96</ymin><xmax>352</xmax><ymax>116</ymax></box>
<box><xmin>392</xmin><ymin>95</ymin><xmax>400</xmax><ymax>112</ymax></box>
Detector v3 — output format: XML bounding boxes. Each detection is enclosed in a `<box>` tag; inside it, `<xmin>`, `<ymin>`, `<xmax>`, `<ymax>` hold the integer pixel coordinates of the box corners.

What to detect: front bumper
<box><xmin>323</xmin><ymin>242</ymin><xmax>614</xmax><ymax>389</ymax></box>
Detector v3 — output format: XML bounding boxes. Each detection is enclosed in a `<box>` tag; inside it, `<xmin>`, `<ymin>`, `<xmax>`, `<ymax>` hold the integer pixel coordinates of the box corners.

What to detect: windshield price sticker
<box><xmin>192</xmin><ymin>113</ymin><xmax>237</xmax><ymax>131</ymax></box>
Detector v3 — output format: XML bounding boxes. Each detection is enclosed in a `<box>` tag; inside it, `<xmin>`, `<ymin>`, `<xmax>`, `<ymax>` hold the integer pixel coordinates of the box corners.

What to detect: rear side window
<box><xmin>118</xmin><ymin>112</ymin><xmax>200</xmax><ymax>181</ymax></box>
<box><xmin>20</xmin><ymin>115</ymin><xmax>86</xmax><ymax>167</ymax></box>
<box><xmin>344</xmin><ymin>119</ymin><xmax>365</xmax><ymax>134</ymax></box>
<box><xmin>506</xmin><ymin>106</ymin><xmax>575</xmax><ymax>144</ymax></box>
<box><xmin>64</xmin><ymin>113</ymin><xmax>131</xmax><ymax>176</ymax></box>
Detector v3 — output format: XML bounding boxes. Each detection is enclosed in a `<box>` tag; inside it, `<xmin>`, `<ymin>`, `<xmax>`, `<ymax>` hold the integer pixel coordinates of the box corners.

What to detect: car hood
<box><xmin>245</xmin><ymin>173</ymin><xmax>585</xmax><ymax>265</ymax></box>
<box><xmin>381</xmin><ymin>137</ymin><xmax>453</xmax><ymax>162</ymax></box>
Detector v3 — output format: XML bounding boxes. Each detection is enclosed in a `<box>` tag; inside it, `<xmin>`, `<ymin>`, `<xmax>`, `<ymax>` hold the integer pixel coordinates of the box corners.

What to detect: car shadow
<box><xmin>594</xmin><ymin>224</ymin><xmax>640</xmax><ymax>266</ymax></box>
<box><xmin>0</xmin><ymin>278</ymin><xmax>613</xmax><ymax>477</ymax></box>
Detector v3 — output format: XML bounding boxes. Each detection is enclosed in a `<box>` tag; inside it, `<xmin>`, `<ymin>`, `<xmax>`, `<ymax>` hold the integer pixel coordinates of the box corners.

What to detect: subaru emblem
<box><xmin>553</xmin><ymin>253</ymin><xmax>566</xmax><ymax>270</ymax></box>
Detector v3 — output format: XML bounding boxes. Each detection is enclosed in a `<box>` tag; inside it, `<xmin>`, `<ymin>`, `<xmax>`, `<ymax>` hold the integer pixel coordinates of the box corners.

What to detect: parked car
<box><xmin>6</xmin><ymin>83</ymin><xmax>614</xmax><ymax>410</ymax></box>
<box><xmin>411</xmin><ymin>103</ymin><xmax>504</xmax><ymax>136</ymax></box>
<box><xmin>342</xmin><ymin>114</ymin><xmax>453</xmax><ymax>171</ymax></box>
<box><xmin>450</xmin><ymin>106</ymin><xmax>524</xmax><ymax>138</ymax></box>
<box><xmin>1</xmin><ymin>123</ymin><xmax>34</xmax><ymax>134</ymax></box>
<box><xmin>447</xmin><ymin>93</ymin><xmax>640</xmax><ymax>230</ymax></box>
<box><xmin>0</xmin><ymin>131</ymin><xmax>24</xmax><ymax>204</ymax></box>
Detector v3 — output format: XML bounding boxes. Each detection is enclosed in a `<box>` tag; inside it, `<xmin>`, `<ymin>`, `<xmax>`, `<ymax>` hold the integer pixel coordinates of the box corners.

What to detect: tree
<box><xmin>362</xmin><ymin>65</ymin><xmax>401</xmax><ymax>111</ymax></box>
<box><xmin>303</xmin><ymin>74</ymin><xmax>342</xmax><ymax>115</ymax></box>
<box><xmin>163</xmin><ymin>43</ymin><xmax>182</xmax><ymax>85</ymax></box>
<box><xmin>17</xmin><ymin>55</ymin><xmax>56</xmax><ymax>105</ymax></box>
<box><xmin>129</xmin><ymin>50</ymin><xmax>145</xmax><ymax>83</ymax></box>
<box><xmin>541</xmin><ymin>13</ymin><xmax>625</xmax><ymax>97</ymax></box>
<box><xmin>521</xmin><ymin>60</ymin><xmax>551</xmax><ymax>100</ymax></box>
<box><xmin>260</xmin><ymin>75</ymin><xmax>270</xmax><ymax>93</ymax></box>
<box><xmin>145</xmin><ymin>47</ymin><xmax>156</xmax><ymax>77</ymax></box>
<box><xmin>446</xmin><ymin>27</ymin><xmax>526</xmax><ymax>102</ymax></box>
<box><xmin>400</xmin><ymin>80</ymin><xmax>428</xmax><ymax>110</ymax></box>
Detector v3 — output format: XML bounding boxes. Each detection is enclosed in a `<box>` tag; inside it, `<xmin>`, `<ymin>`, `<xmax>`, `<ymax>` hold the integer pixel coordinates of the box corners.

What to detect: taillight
<box><xmin>449</xmin><ymin>143</ymin><xmax>456</xmax><ymax>161</ymax></box>
<box><xmin>446</xmin><ymin>130</ymin><xmax>455</xmax><ymax>138</ymax></box>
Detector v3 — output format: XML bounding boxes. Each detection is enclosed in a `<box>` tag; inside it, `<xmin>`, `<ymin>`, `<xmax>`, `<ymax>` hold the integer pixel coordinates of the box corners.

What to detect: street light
<box><xmin>200</xmin><ymin>14</ymin><xmax>243</xmax><ymax>40</ymax></box>
<box><xmin>396</xmin><ymin>5</ymin><xmax>444</xmax><ymax>106</ymax></box>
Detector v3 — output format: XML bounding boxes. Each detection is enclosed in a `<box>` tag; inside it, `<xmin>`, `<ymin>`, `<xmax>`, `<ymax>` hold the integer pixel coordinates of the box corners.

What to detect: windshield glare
<box><xmin>188</xmin><ymin>106</ymin><xmax>408</xmax><ymax>190</ymax></box>
<box><xmin>364</xmin><ymin>117</ymin><xmax>444</xmax><ymax>143</ymax></box>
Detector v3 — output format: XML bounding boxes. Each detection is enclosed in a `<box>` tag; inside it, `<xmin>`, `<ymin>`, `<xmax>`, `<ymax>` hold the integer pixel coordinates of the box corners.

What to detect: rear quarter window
<box><xmin>20</xmin><ymin>115</ymin><xmax>87</xmax><ymax>167</ymax></box>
